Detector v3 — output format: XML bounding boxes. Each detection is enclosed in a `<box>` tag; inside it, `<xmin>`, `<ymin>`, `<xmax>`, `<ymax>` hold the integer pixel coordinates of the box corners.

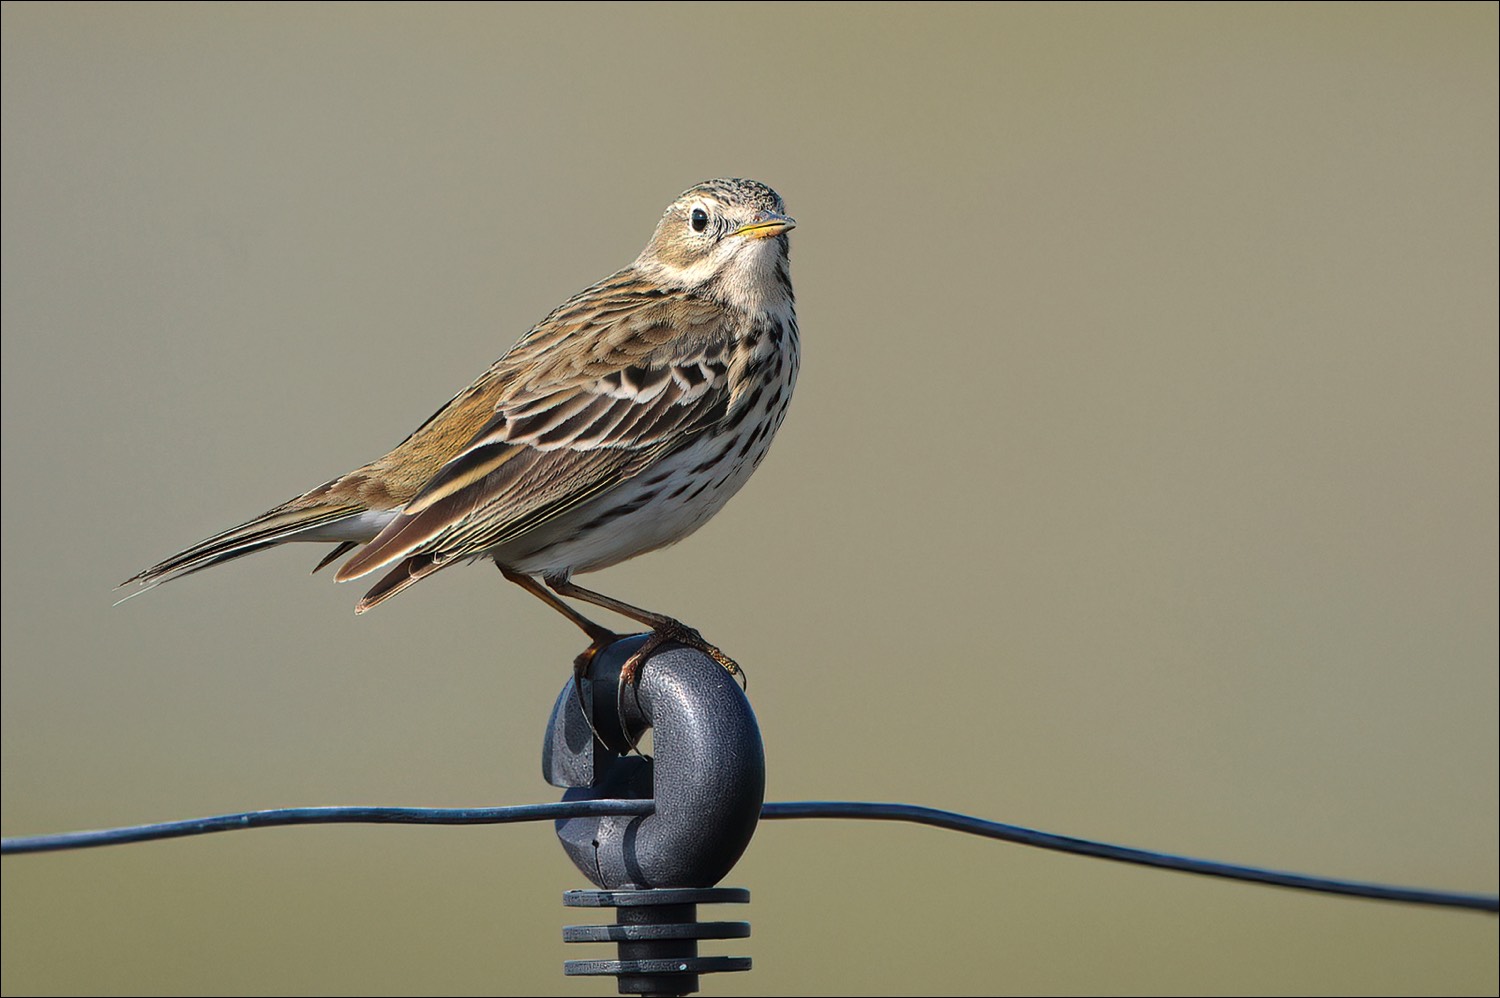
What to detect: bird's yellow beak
<box><xmin>731</xmin><ymin>212</ymin><xmax>796</xmax><ymax>239</ymax></box>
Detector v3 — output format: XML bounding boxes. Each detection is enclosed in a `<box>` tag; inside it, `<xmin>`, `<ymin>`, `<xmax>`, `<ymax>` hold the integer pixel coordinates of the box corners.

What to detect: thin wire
<box><xmin>759</xmin><ymin>801</ymin><xmax>1498</xmax><ymax>913</ymax></box>
<box><xmin>2</xmin><ymin>799</ymin><xmax>1494</xmax><ymax>914</ymax></box>
<box><xmin>0</xmin><ymin>801</ymin><xmax>653</xmax><ymax>854</ymax></box>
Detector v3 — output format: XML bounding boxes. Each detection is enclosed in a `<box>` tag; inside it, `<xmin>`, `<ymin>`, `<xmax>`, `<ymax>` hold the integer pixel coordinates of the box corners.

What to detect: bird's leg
<box><xmin>501</xmin><ymin>566</ymin><xmax>626</xmax><ymax>675</ymax></box>
<box><xmin>499</xmin><ymin>567</ymin><xmax>626</xmax><ymax>749</ymax></box>
<box><xmin>543</xmin><ymin>577</ymin><xmax>744</xmax><ymax>687</ymax></box>
<box><xmin>501</xmin><ymin>567</ymin><xmax>620</xmax><ymax>663</ymax></box>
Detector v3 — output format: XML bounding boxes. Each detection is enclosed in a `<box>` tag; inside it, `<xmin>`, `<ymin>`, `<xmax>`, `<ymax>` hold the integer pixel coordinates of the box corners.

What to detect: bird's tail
<box><xmin>118</xmin><ymin>503</ymin><xmax>372</xmax><ymax>601</ymax></box>
<box><xmin>351</xmin><ymin>552</ymin><xmax>454</xmax><ymax>615</ymax></box>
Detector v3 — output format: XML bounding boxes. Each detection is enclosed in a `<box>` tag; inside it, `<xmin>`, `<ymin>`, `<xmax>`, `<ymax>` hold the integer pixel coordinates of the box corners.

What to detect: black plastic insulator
<box><xmin>562</xmin><ymin>887</ymin><xmax>750</xmax><ymax>996</ymax></box>
<box><xmin>542</xmin><ymin>634</ymin><xmax>766</xmax><ymax>890</ymax></box>
<box><xmin>543</xmin><ymin>635</ymin><xmax>763</xmax><ymax>993</ymax></box>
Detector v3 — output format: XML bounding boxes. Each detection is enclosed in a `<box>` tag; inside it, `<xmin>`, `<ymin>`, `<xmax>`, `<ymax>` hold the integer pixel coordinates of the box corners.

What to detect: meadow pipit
<box><xmin>124</xmin><ymin>178</ymin><xmax>799</xmax><ymax>681</ymax></box>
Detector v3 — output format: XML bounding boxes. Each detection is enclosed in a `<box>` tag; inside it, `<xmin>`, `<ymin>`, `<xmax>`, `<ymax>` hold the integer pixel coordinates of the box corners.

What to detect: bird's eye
<box><xmin>690</xmin><ymin>207</ymin><xmax>709</xmax><ymax>233</ymax></box>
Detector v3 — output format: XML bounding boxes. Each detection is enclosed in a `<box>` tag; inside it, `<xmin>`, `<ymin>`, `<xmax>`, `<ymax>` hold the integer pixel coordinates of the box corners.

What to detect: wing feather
<box><xmin>335</xmin><ymin>290</ymin><xmax>736</xmax><ymax>594</ymax></box>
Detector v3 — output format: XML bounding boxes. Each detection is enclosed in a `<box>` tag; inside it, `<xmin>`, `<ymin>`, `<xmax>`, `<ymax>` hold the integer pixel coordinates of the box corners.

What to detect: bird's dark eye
<box><xmin>690</xmin><ymin>207</ymin><xmax>709</xmax><ymax>233</ymax></box>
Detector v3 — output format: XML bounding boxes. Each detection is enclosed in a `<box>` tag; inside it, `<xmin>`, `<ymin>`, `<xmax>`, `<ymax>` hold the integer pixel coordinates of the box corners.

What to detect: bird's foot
<box><xmin>571</xmin><ymin>622</ymin><xmax>745</xmax><ymax>757</ymax></box>
<box><xmin>619</xmin><ymin>620</ymin><xmax>745</xmax><ymax>689</ymax></box>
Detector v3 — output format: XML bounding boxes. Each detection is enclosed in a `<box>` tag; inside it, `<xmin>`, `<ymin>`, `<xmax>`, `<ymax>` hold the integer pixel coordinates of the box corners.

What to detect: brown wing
<box><xmin>335</xmin><ymin>282</ymin><xmax>735</xmax><ymax>610</ymax></box>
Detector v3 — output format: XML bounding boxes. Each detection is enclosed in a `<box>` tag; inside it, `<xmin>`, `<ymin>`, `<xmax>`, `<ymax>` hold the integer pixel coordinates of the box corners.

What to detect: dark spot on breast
<box><xmin>681</xmin><ymin>478</ymin><xmax>715</xmax><ymax>505</ymax></box>
<box><xmin>736</xmin><ymin>382</ymin><xmax>765</xmax><ymax>413</ymax></box>
<box><xmin>611</xmin><ymin>493</ymin><xmax>655</xmax><ymax>517</ymax></box>
<box><xmin>691</xmin><ymin>440</ymin><xmax>736</xmax><ymax>476</ymax></box>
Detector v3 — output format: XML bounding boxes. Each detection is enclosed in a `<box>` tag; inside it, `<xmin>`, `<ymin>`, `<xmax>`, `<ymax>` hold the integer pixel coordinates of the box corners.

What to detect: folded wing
<box><xmin>336</xmin><ymin>292</ymin><xmax>735</xmax><ymax>611</ymax></box>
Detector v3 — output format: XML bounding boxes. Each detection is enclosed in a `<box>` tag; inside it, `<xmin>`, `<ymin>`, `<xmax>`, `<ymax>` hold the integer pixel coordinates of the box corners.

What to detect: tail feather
<box><xmin>311</xmin><ymin>540</ymin><xmax>361</xmax><ymax>575</ymax></box>
<box><xmin>353</xmin><ymin>553</ymin><xmax>453</xmax><ymax>614</ymax></box>
<box><xmin>121</xmin><ymin>505</ymin><xmax>369</xmax><ymax>594</ymax></box>
<box><xmin>335</xmin><ymin>487</ymin><xmax>475</xmax><ymax>583</ymax></box>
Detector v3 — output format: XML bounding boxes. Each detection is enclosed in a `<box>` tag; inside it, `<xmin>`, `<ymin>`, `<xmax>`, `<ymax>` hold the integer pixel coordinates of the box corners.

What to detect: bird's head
<box><xmin>636</xmin><ymin>178</ymin><xmax>795</xmax><ymax>307</ymax></box>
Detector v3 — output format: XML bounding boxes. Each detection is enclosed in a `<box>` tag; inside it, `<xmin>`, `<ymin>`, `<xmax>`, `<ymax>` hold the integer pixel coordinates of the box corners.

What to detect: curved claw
<box><xmin>571</xmin><ymin>622</ymin><xmax>746</xmax><ymax>756</ymax></box>
<box><xmin>572</xmin><ymin>631</ymin><xmax>625</xmax><ymax>752</ymax></box>
<box><xmin>619</xmin><ymin>622</ymin><xmax>739</xmax><ymax>686</ymax></box>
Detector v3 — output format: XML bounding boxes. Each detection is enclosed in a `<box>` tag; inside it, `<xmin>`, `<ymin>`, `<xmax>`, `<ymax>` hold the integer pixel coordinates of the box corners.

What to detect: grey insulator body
<box><xmin>543</xmin><ymin>635</ymin><xmax>766</xmax><ymax>890</ymax></box>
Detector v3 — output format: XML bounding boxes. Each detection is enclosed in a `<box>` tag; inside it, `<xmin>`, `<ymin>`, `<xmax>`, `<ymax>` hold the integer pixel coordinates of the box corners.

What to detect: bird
<box><xmin>123</xmin><ymin>178</ymin><xmax>799</xmax><ymax>684</ymax></box>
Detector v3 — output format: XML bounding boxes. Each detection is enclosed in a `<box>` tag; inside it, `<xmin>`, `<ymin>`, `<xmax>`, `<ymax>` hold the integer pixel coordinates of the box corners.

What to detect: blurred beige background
<box><xmin>3</xmin><ymin>4</ymin><xmax>1495</xmax><ymax>995</ymax></box>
